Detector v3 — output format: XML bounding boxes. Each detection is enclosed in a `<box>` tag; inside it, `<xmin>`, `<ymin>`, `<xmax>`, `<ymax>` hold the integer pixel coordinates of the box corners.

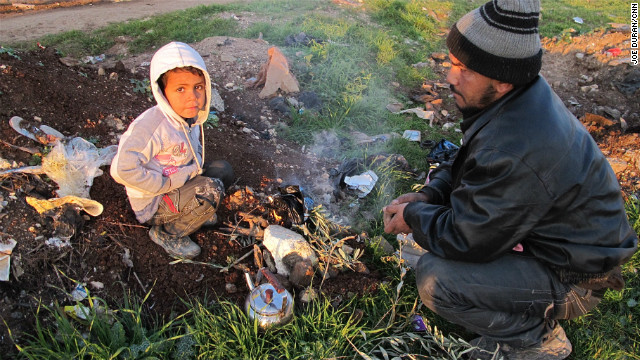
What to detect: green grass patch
<box><xmin>23</xmin><ymin>5</ymin><xmax>236</xmax><ymax>57</ymax></box>
<box><xmin>540</xmin><ymin>0</ymin><xmax>628</xmax><ymax>38</ymax></box>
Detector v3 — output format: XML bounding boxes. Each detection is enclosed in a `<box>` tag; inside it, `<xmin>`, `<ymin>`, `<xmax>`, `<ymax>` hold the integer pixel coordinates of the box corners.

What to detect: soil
<box><xmin>1</xmin><ymin>5</ymin><xmax>639</xmax><ymax>358</ymax></box>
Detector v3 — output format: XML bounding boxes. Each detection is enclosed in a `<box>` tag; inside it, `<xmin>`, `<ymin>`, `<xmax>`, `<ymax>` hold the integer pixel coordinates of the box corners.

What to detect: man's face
<box><xmin>446</xmin><ymin>53</ymin><xmax>500</xmax><ymax>117</ymax></box>
<box><xmin>163</xmin><ymin>69</ymin><xmax>206</xmax><ymax>119</ymax></box>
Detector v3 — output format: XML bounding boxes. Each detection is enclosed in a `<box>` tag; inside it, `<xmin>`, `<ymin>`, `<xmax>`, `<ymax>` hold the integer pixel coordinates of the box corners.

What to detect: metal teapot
<box><xmin>244</xmin><ymin>268</ymin><xmax>294</xmax><ymax>329</ymax></box>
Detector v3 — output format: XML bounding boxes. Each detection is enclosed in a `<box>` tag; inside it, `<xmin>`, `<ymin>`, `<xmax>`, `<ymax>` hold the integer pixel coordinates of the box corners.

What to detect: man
<box><xmin>383</xmin><ymin>1</ymin><xmax>638</xmax><ymax>359</ymax></box>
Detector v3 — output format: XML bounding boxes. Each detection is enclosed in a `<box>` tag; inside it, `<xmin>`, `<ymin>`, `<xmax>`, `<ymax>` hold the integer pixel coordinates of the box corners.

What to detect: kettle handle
<box><xmin>260</xmin><ymin>268</ymin><xmax>285</xmax><ymax>294</ymax></box>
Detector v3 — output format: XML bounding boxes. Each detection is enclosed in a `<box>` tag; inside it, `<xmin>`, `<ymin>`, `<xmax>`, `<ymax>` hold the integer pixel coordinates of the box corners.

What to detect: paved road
<box><xmin>0</xmin><ymin>0</ymin><xmax>250</xmax><ymax>44</ymax></box>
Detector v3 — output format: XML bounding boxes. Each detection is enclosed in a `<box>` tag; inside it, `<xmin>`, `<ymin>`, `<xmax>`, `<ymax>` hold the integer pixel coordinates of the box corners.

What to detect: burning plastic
<box><xmin>267</xmin><ymin>185</ymin><xmax>306</xmax><ymax>227</ymax></box>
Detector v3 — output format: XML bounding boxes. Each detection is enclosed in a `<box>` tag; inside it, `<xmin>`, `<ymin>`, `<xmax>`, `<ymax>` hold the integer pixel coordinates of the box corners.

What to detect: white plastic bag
<box><xmin>41</xmin><ymin>137</ymin><xmax>117</xmax><ymax>198</ymax></box>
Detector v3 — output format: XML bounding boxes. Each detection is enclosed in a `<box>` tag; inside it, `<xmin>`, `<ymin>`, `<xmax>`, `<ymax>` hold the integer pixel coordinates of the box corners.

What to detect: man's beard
<box><xmin>451</xmin><ymin>84</ymin><xmax>497</xmax><ymax>118</ymax></box>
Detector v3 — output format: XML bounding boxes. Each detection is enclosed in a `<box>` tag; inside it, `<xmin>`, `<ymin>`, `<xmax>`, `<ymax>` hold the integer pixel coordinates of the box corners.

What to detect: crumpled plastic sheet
<box><xmin>41</xmin><ymin>137</ymin><xmax>117</xmax><ymax>199</ymax></box>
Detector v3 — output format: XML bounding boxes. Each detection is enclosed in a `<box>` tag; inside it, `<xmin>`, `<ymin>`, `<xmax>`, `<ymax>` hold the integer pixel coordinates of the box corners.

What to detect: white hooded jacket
<box><xmin>110</xmin><ymin>42</ymin><xmax>212</xmax><ymax>223</ymax></box>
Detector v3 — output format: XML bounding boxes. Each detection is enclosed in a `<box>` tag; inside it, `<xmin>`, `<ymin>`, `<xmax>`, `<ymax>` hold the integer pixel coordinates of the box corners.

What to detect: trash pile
<box><xmin>0</xmin><ymin>117</ymin><xmax>117</xmax><ymax>280</ymax></box>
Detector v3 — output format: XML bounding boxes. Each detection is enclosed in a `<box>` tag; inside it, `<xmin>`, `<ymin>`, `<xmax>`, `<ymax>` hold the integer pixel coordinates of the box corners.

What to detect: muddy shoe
<box><xmin>467</xmin><ymin>323</ymin><xmax>571</xmax><ymax>360</ymax></box>
<box><xmin>501</xmin><ymin>324</ymin><xmax>572</xmax><ymax>360</ymax></box>
<box><xmin>202</xmin><ymin>213</ymin><xmax>218</xmax><ymax>227</ymax></box>
<box><xmin>467</xmin><ymin>337</ymin><xmax>504</xmax><ymax>360</ymax></box>
<box><xmin>149</xmin><ymin>226</ymin><xmax>201</xmax><ymax>259</ymax></box>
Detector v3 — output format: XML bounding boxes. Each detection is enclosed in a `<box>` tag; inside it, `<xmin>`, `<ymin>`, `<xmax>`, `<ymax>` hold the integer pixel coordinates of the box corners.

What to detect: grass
<box><xmin>5</xmin><ymin>0</ymin><xmax>638</xmax><ymax>359</ymax></box>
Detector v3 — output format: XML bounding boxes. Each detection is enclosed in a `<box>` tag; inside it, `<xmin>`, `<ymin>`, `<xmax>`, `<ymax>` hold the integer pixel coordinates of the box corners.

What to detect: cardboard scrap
<box><xmin>0</xmin><ymin>238</ymin><xmax>17</xmax><ymax>281</ymax></box>
<box><xmin>26</xmin><ymin>195</ymin><xmax>104</xmax><ymax>217</ymax></box>
<box><xmin>344</xmin><ymin>170</ymin><xmax>378</xmax><ymax>198</ymax></box>
<box><xmin>251</xmin><ymin>47</ymin><xmax>300</xmax><ymax>99</ymax></box>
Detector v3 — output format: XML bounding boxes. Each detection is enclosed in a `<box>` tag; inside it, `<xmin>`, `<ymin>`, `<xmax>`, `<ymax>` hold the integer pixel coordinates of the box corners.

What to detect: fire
<box><xmin>271</xmin><ymin>209</ymin><xmax>283</xmax><ymax>223</ymax></box>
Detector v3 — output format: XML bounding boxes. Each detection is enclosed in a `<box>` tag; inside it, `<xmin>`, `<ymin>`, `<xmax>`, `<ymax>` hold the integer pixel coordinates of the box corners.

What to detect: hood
<box><xmin>150</xmin><ymin>41</ymin><xmax>211</xmax><ymax>127</ymax></box>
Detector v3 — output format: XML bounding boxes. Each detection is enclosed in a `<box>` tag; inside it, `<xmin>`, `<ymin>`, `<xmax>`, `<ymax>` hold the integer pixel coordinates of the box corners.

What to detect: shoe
<box><xmin>502</xmin><ymin>324</ymin><xmax>572</xmax><ymax>360</ymax></box>
<box><xmin>467</xmin><ymin>323</ymin><xmax>572</xmax><ymax>360</ymax></box>
<box><xmin>149</xmin><ymin>226</ymin><xmax>201</xmax><ymax>259</ymax></box>
<box><xmin>467</xmin><ymin>337</ymin><xmax>504</xmax><ymax>360</ymax></box>
<box><xmin>202</xmin><ymin>213</ymin><xmax>218</xmax><ymax>227</ymax></box>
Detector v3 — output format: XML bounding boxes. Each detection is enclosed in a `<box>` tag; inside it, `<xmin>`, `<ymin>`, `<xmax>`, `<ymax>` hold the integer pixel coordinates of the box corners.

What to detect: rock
<box><xmin>299</xmin><ymin>288</ymin><xmax>319</xmax><ymax>303</ymax></box>
<box><xmin>583</xmin><ymin>113</ymin><xmax>614</xmax><ymax>126</ymax></box>
<box><xmin>442</xmin><ymin>122</ymin><xmax>456</xmax><ymax>131</ymax></box>
<box><xmin>268</xmin><ymin>97</ymin><xmax>289</xmax><ymax>114</ymax></box>
<box><xmin>386</xmin><ymin>102</ymin><xmax>404</xmax><ymax>113</ymax></box>
<box><xmin>431</xmin><ymin>52</ymin><xmax>447</xmax><ymax>61</ymax></box>
<box><xmin>225</xmin><ymin>283</ymin><xmax>237</xmax><ymax>294</ymax></box>
<box><xmin>353</xmin><ymin>262</ymin><xmax>369</xmax><ymax>274</ymax></box>
<box><xmin>297</xmin><ymin>91</ymin><xmax>321</xmax><ymax>110</ymax></box>
<box><xmin>284</xmin><ymin>254</ymin><xmax>314</xmax><ymax>287</ymax></box>
<box><xmin>370</xmin><ymin>235</ymin><xmax>394</xmax><ymax>255</ymax></box>
<box><xmin>220</xmin><ymin>54</ymin><xmax>235</xmax><ymax>62</ymax></box>
<box><xmin>607</xmin><ymin>157</ymin><xmax>628</xmax><ymax>174</ymax></box>
<box><xmin>286</xmin><ymin>97</ymin><xmax>299</xmax><ymax>108</ymax></box>
<box><xmin>263</xmin><ymin>225</ymin><xmax>318</xmax><ymax>276</ymax></box>
<box><xmin>602</xmin><ymin>107</ymin><xmax>622</xmax><ymax>120</ymax></box>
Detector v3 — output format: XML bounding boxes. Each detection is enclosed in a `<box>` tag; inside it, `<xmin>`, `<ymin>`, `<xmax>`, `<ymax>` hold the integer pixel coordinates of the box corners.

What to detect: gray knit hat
<box><xmin>446</xmin><ymin>0</ymin><xmax>542</xmax><ymax>86</ymax></box>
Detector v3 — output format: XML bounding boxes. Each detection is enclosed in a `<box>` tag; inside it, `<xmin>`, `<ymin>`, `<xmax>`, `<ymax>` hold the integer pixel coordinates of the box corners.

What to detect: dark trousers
<box><xmin>147</xmin><ymin>160</ymin><xmax>234</xmax><ymax>237</ymax></box>
<box><xmin>415</xmin><ymin>252</ymin><xmax>602</xmax><ymax>348</ymax></box>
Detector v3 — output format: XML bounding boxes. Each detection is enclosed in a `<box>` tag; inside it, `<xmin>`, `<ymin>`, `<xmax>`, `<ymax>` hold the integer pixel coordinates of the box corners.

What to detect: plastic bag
<box><xmin>41</xmin><ymin>137</ymin><xmax>117</xmax><ymax>198</ymax></box>
<box><xmin>426</xmin><ymin>138</ymin><xmax>459</xmax><ymax>164</ymax></box>
<box><xmin>268</xmin><ymin>185</ymin><xmax>305</xmax><ymax>226</ymax></box>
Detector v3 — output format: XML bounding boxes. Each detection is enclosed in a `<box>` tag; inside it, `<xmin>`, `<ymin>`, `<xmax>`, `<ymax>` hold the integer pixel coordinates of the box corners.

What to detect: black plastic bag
<box><xmin>268</xmin><ymin>185</ymin><xmax>305</xmax><ymax>226</ymax></box>
<box><xmin>426</xmin><ymin>138</ymin><xmax>460</xmax><ymax>164</ymax></box>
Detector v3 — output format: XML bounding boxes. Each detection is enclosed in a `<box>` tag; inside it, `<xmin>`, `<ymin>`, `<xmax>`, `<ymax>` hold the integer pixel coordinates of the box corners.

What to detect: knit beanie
<box><xmin>446</xmin><ymin>0</ymin><xmax>542</xmax><ymax>86</ymax></box>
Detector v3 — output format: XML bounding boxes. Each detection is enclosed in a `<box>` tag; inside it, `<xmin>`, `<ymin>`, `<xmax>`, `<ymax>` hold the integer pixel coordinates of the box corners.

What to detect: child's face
<box><xmin>163</xmin><ymin>69</ymin><xmax>206</xmax><ymax>119</ymax></box>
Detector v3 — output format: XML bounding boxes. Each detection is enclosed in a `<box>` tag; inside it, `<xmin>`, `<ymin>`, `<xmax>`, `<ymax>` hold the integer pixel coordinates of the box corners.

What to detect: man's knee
<box><xmin>415</xmin><ymin>254</ymin><xmax>456</xmax><ymax>309</ymax></box>
<box><xmin>203</xmin><ymin>160</ymin><xmax>235</xmax><ymax>188</ymax></box>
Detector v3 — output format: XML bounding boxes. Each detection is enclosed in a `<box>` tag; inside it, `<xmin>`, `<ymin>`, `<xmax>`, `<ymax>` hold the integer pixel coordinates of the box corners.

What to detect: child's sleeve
<box><xmin>111</xmin><ymin>128</ymin><xmax>199</xmax><ymax>195</ymax></box>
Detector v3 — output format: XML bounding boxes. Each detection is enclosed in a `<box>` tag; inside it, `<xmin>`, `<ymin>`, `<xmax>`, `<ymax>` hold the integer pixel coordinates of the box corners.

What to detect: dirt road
<box><xmin>0</xmin><ymin>0</ymin><xmax>252</xmax><ymax>44</ymax></box>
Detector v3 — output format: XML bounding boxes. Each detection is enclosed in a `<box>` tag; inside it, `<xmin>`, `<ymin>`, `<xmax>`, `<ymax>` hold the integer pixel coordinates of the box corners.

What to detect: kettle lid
<box><xmin>249</xmin><ymin>283</ymin><xmax>289</xmax><ymax>316</ymax></box>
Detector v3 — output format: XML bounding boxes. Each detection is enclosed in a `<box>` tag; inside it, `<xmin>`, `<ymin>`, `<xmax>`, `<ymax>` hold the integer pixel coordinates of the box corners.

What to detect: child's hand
<box><xmin>162</xmin><ymin>166</ymin><xmax>179</xmax><ymax>177</ymax></box>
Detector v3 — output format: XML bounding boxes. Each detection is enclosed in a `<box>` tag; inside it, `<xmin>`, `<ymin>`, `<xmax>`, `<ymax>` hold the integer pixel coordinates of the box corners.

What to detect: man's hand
<box><xmin>383</xmin><ymin>203</ymin><xmax>412</xmax><ymax>234</ymax></box>
<box><xmin>391</xmin><ymin>191</ymin><xmax>430</xmax><ymax>205</ymax></box>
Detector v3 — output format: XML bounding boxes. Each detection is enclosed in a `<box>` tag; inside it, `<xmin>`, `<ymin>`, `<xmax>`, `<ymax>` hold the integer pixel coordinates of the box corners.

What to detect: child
<box><xmin>111</xmin><ymin>41</ymin><xmax>234</xmax><ymax>259</ymax></box>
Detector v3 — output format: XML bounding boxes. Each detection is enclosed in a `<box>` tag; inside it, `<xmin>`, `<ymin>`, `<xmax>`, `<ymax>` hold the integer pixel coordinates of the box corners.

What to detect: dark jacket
<box><xmin>404</xmin><ymin>76</ymin><xmax>637</xmax><ymax>279</ymax></box>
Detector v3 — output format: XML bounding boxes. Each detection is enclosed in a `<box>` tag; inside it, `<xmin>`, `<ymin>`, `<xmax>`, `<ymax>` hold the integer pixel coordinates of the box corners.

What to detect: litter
<box><xmin>394</xmin><ymin>107</ymin><xmax>435</xmax><ymax>122</ymax></box>
<box><xmin>344</xmin><ymin>170</ymin><xmax>378</xmax><ymax>198</ymax></box>
<box><xmin>248</xmin><ymin>47</ymin><xmax>300</xmax><ymax>99</ymax></box>
<box><xmin>426</xmin><ymin>138</ymin><xmax>460</xmax><ymax>164</ymax></box>
<box><xmin>0</xmin><ymin>238</ymin><xmax>17</xmax><ymax>281</ymax></box>
<box><xmin>606</xmin><ymin>48</ymin><xmax>622</xmax><ymax>57</ymax></box>
<box><xmin>573</xmin><ymin>17</ymin><xmax>584</xmax><ymax>24</ymax></box>
<box><xmin>26</xmin><ymin>196</ymin><xmax>104</xmax><ymax>217</ymax></box>
<box><xmin>9</xmin><ymin>116</ymin><xmax>64</xmax><ymax>145</ymax></box>
<box><xmin>71</xmin><ymin>283</ymin><xmax>88</xmax><ymax>301</ymax></box>
<box><xmin>82</xmin><ymin>54</ymin><xmax>105</xmax><ymax>64</ymax></box>
<box><xmin>64</xmin><ymin>304</ymin><xmax>90</xmax><ymax>320</ymax></box>
<box><xmin>8</xmin><ymin>117</ymin><xmax>117</xmax><ymax>199</ymax></box>
<box><xmin>267</xmin><ymin>185</ymin><xmax>306</xmax><ymax>226</ymax></box>
<box><xmin>41</xmin><ymin>137</ymin><xmax>117</xmax><ymax>198</ymax></box>
<box><xmin>402</xmin><ymin>130</ymin><xmax>421</xmax><ymax>142</ymax></box>
<box><xmin>411</xmin><ymin>314</ymin><xmax>427</xmax><ymax>332</ymax></box>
